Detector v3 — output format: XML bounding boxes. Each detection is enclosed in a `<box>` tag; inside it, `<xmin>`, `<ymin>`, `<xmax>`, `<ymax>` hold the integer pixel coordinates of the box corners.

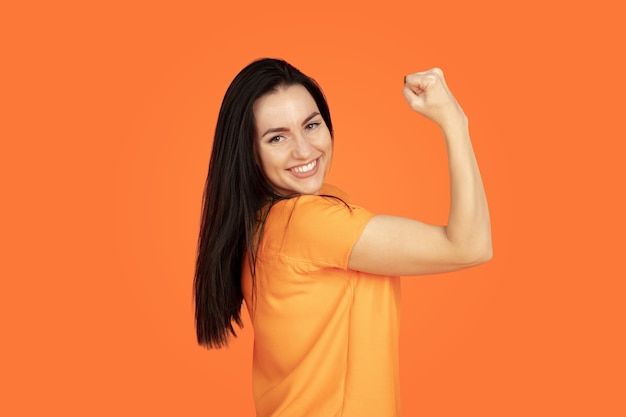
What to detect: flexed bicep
<box><xmin>348</xmin><ymin>215</ymin><xmax>489</xmax><ymax>276</ymax></box>
<box><xmin>348</xmin><ymin>68</ymin><xmax>492</xmax><ymax>277</ymax></box>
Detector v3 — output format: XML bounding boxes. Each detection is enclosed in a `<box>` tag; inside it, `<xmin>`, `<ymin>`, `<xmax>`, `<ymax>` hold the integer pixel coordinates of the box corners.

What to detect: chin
<box><xmin>291</xmin><ymin>186</ymin><xmax>322</xmax><ymax>196</ymax></box>
<box><xmin>300</xmin><ymin>179</ymin><xmax>325</xmax><ymax>195</ymax></box>
<box><xmin>278</xmin><ymin>180</ymin><xmax>324</xmax><ymax>196</ymax></box>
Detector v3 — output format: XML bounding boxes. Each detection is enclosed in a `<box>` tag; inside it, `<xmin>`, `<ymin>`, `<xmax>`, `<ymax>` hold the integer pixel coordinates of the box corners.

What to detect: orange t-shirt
<box><xmin>242</xmin><ymin>189</ymin><xmax>402</xmax><ymax>417</ymax></box>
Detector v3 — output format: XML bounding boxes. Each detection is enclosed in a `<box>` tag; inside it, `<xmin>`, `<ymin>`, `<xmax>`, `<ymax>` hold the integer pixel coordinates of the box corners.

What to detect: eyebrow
<box><xmin>260</xmin><ymin>112</ymin><xmax>321</xmax><ymax>138</ymax></box>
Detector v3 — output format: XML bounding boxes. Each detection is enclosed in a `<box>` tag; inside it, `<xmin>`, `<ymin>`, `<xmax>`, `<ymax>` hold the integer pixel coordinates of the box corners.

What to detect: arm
<box><xmin>348</xmin><ymin>68</ymin><xmax>492</xmax><ymax>276</ymax></box>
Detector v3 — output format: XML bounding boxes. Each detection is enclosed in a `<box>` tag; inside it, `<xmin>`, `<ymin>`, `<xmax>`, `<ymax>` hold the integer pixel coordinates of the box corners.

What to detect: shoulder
<box><xmin>268</xmin><ymin>183</ymin><xmax>364</xmax><ymax>224</ymax></box>
<box><xmin>281</xmin><ymin>195</ymin><xmax>374</xmax><ymax>246</ymax></box>
<box><xmin>263</xmin><ymin>190</ymin><xmax>374</xmax><ymax>257</ymax></box>
<box><xmin>291</xmin><ymin>195</ymin><xmax>372</xmax><ymax>226</ymax></box>
<box><xmin>319</xmin><ymin>183</ymin><xmax>351</xmax><ymax>201</ymax></box>
<box><xmin>262</xmin><ymin>193</ymin><xmax>375</xmax><ymax>268</ymax></box>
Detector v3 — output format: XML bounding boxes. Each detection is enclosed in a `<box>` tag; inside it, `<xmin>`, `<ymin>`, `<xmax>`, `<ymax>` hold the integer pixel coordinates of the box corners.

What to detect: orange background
<box><xmin>2</xmin><ymin>1</ymin><xmax>624</xmax><ymax>416</ymax></box>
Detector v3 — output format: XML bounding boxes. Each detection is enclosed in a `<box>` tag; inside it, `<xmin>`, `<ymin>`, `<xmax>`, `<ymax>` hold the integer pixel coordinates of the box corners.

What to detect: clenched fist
<box><xmin>403</xmin><ymin>68</ymin><xmax>467</xmax><ymax>129</ymax></box>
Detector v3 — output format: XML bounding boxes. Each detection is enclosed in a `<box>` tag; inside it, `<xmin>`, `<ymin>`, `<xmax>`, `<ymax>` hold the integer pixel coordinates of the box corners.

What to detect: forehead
<box><xmin>253</xmin><ymin>84</ymin><xmax>319</xmax><ymax>127</ymax></box>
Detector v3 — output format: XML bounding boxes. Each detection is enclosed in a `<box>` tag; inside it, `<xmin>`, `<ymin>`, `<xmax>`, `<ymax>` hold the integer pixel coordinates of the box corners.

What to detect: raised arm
<box><xmin>348</xmin><ymin>68</ymin><xmax>492</xmax><ymax>276</ymax></box>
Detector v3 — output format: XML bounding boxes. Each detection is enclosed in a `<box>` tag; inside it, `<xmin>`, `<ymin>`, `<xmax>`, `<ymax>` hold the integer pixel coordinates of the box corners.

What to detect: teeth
<box><xmin>292</xmin><ymin>159</ymin><xmax>317</xmax><ymax>173</ymax></box>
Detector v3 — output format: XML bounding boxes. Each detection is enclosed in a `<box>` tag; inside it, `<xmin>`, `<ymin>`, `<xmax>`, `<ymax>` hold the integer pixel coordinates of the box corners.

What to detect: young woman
<box><xmin>194</xmin><ymin>58</ymin><xmax>492</xmax><ymax>416</ymax></box>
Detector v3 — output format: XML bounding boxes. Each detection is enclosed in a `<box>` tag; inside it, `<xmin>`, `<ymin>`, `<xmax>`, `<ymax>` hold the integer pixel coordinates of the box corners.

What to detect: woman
<box><xmin>194</xmin><ymin>58</ymin><xmax>492</xmax><ymax>416</ymax></box>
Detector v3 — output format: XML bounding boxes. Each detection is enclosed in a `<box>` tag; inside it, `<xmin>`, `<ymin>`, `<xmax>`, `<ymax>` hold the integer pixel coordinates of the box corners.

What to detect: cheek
<box><xmin>257</xmin><ymin>149</ymin><xmax>282</xmax><ymax>175</ymax></box>
<box><xmin>322</xmin><ymin>132</ymin><xmax>333</xmax><ymax>153</ymax></box>
<box><xmin>312</xmin><ymin>128</ymin><xmax>332</xmax><ymax>148</ymax></box>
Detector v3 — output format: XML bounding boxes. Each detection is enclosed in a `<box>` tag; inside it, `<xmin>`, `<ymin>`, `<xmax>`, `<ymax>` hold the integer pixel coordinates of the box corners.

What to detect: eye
<box><xmin>305</xmin><ymin>122</ymin><xmax>320</xmax><ymax>130</ymax></box>
<box><xmin>268</xmin><ymin>135</ymin><xmax>284</xmax><ymax>144</ymax></box>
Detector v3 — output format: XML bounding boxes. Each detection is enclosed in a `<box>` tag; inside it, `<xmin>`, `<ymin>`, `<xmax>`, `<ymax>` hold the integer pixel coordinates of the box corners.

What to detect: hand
<box><xmin>403</xmin><ymin>68</ymin><xmax>467</xmax><ymax>128</ymax></box>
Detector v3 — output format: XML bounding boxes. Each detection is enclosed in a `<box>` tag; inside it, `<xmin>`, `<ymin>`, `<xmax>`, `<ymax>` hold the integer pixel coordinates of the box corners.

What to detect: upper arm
<box><xmin>348</xmin><ymin>215</ymin><xmax>491</xmax><ymax>276</ymax></box>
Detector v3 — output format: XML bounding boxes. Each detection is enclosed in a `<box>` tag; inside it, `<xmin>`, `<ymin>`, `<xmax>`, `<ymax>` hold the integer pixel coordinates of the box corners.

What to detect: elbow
<box><xmin>445</xmin><ymin>225</ymin><xmax>493</xmax><ymax>268</ymax></box>
<box><xmin>457</xmin><ymin>241</ymin><xmax>493</xmax><ymax>267</ymax></box>
<box><xmin>474</xmin><ymin>242</ymin><xmax>493</xmax><ymax>265</ymax></box>
<box><xmin>479</xmin><ymin>244</ymin><xmax>493</xmax><ymax>264</ymax></box>
<box><xmin>463</xmin><ymin>229</ymin><xmax>493</xmax><ymax>266</ymax></box>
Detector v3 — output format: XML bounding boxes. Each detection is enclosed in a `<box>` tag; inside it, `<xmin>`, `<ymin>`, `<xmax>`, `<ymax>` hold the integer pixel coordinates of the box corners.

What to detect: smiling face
<box><xmin>254</xmin><ymin>84</ymin><xmax>332</xmax><ymax>196</ymax></box>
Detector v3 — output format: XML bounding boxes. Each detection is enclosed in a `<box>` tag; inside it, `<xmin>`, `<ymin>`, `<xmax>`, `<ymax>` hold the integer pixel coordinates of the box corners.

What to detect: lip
<box><xmin>287</xmin><ymin>156</ymin><xmax>321</xmax><ymax>179</ymax></box>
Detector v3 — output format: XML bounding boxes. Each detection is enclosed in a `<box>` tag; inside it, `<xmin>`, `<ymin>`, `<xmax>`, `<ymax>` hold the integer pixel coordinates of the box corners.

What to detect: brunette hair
<box><xmin>194</xmin><ymin>58</ymin><xmax>334</xmax><ymax>348</ymax></box>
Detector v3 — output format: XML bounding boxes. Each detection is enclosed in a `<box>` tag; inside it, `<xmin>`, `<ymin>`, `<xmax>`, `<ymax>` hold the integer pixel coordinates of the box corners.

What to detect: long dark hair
<box><xmin>194</xmin><ymin>58</ymin><xmax>334</xmax><ymax>348</ymax></box>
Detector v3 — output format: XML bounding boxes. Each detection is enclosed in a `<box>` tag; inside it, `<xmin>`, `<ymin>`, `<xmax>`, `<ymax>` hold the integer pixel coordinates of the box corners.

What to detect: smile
<box><xmin>290</xmin><ymin>158</ymin><xmax>318</xmax><ymax>174</ymax></box>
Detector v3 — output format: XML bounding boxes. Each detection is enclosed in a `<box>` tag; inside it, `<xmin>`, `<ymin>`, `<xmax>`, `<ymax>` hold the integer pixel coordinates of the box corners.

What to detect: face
<box><xmin>254</xmin><ymin>84</ymin><xmax>332</xmax><ymax>196</ymax></box>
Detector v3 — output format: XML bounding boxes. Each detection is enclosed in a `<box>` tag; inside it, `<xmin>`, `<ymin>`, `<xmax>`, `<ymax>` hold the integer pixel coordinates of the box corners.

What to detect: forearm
<box><xmin>442</xmin><ymin>116</ymin><xmax>492</xmax><ymax>263</ymax></box>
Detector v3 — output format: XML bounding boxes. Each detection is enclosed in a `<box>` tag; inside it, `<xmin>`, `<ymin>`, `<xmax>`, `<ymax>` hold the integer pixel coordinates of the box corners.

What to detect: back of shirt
<box><xmin>242</xmin><ymin>191</ymin><xmax>402</xmax><ymax>417</ymax></box>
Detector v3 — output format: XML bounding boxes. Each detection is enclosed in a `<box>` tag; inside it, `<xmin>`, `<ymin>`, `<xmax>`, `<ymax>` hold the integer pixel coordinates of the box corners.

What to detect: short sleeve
<box><xmin>264</xmin><ymin>195</ymin><xmax>375</xmax><ymax>270</ymax></box>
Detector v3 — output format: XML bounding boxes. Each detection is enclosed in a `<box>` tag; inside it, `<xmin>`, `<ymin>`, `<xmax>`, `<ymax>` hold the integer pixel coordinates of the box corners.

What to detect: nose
<box><xmin>291</xmin><ymin>133</ymin><xmax>313</xmax><ymax>160</ymax></box>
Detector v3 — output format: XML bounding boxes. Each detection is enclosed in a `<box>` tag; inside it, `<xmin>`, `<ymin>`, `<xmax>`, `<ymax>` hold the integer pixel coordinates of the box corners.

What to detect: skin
<box><xmin>254</xmin><ymin>70</ymin><xmax>492</xmax><ymax>277</ymax></box>
<box><xmin>254</xmin><ymin>84</ymin><xmax>332</xmax><ymax>196</ymax></box>
<box><xmin>349</xmin><ymin>68</ymin><xmax>492</xmax><ymax>276</ymax></box>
